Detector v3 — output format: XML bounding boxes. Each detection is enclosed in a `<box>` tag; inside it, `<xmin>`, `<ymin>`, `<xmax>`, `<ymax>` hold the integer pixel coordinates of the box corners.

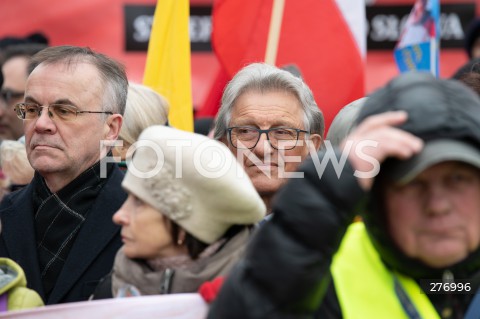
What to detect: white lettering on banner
<box><xmin>189</xmin><ymin>16</ymin><xmax>212</xmax><ymax>43</ymax></box>
<box><xmin>440</xmin><ymin>13</ymin><xmax>464</xmax><ymax>40</ymax></box>
<box><xmin>133</xmin><ymin>14</ymin><xmax>211</xmax><ymax>44</ymax></box>
<box><xmin>368</xmin><ymin>12</ymin><xmax>465</xmax><ymax>42</ymax></box>
<box><xmin>369</xmin><ymin>14</ymin><xmax>402</xmax><ymax>41</ymax></box>
<box><xmin>133</xmin><ymin>15</ymin><xmax>154</xmax><ymax>42</ymax></box>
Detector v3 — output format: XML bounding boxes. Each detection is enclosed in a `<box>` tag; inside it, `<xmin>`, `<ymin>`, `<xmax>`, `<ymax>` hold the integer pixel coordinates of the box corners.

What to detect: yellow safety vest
<box><xmin>331</xmin><ymin>222</ymin><xmax>440</xmax><ymax>319</ymax></box>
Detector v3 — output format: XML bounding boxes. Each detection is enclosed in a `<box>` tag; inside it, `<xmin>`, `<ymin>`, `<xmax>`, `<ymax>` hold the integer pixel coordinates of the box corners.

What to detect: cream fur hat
<box><xmin>122</xmin><ymin>125</ymin><xmax>266</xmax><ymax>244</ymax></box>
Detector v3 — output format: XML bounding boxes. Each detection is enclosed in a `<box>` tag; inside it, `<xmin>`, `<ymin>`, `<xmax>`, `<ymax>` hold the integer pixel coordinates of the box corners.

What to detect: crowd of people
<box><xmin>1</xmin><ymin>30</ymin><xmax>480</xmax><ymax>319</ymax></box>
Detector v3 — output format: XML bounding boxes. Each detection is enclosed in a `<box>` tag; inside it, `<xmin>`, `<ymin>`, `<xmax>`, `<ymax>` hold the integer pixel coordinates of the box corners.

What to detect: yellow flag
<box><xmin>143</xmin><ymin>0</ymin><xmax>193</xmax><ymax>132</ymax></box>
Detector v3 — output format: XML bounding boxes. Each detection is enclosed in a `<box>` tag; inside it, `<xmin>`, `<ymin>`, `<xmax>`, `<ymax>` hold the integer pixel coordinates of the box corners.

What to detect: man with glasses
<box><xmin>0</xmin><ymin>43</ymin><xmax>47</xmax><ymax>140</ymax></box>
<box><xmin>0</xmin><ymin>46</ymin><xmax>128</xmax><ymax>304</ymax></box>
<box><xmin>214</xmin><ymin>63</ymin><xmax>323</xmax><ymax>214</ymax></box>
<box><xmin>209</xmin><ymin>72</ymin><xmax>480</xmax><ymax>319</ymax></box>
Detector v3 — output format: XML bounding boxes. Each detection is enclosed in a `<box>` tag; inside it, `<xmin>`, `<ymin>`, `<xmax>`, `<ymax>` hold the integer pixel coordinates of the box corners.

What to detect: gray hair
<box><xmin>213</xmin><ymin>63</ymin><xmax>324</xmax><ymax>140</ymax></box>
<box><xmin>28</xmin><ymin>45</ymin><xmax>128</xmax><ymax>116</ymax></box>
<box><xmin>327</xmin><ymin>97</ymin><xmax>368</xmax><ymax>147</ymax></box>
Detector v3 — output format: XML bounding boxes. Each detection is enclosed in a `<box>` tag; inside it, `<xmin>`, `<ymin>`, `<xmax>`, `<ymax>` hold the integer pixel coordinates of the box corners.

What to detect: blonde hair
<box><xmin>120</xmin><ymin>83</ymin><xmax>169</xmax><ymax>146</ymax></box>
<box><xmin>0</xmin><ymin>140</ymin><xmax>34</xmax><ymax>185</ymax></box>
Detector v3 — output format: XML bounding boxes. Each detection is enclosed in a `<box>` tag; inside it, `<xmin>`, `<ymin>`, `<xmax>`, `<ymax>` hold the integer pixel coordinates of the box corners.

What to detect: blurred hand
<box><xmin>341</xmin><ymin>111</ymin><xmax>423</xmax><ymax>191</ymax></box>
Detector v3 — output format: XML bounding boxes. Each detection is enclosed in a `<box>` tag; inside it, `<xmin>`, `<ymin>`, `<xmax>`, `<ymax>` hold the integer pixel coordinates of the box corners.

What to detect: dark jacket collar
<box><xmin>0</xmin><ymin>165</ymin><xmax>126</xmax><ymax>303</ymax></box>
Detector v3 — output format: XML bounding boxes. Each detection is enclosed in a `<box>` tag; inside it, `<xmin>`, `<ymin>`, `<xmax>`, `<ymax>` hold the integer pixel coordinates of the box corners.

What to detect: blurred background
<box><xmin>0</xmin><ymin>0</ymin><xmax>476</xmax><ymax>115</ymax></box>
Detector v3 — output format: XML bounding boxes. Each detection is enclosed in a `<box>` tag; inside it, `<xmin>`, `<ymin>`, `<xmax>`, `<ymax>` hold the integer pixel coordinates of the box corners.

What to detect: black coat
<box><xmin>208</xmin><ymin>151</ymin><xmax>361</xmax><ymax>318</ymax></box>
<box><xmin>208</xmin><ymin>149</ymin><xmax>480</xmax><ymax>318</ymax></box>
<box><xmin>0</xmin><ymin>166</ymin><xmax>126</xmax><ymax>304</ymax></box>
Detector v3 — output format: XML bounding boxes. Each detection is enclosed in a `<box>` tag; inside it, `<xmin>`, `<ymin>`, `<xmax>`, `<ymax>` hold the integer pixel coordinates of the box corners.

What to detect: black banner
<box><xmin>367</xmin><ymin>4</ymin><xmax>475</xmax><ymax>50</ymax></box>
<box><xmin>124</xmin><ymin>3</ymin><xmax>474</xmax><ymax>52</ymax></box>
<box><xmin>124</xmin><ymin>5</ymin><xmax>212</xmax><ymax>52</ymax></box>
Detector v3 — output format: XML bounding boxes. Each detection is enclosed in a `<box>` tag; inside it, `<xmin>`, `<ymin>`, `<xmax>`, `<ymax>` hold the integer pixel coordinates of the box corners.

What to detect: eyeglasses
<box><xmin>0</xmin><ymin>89</ymin><xmax>24</xmax><ymax>105</ymax></box>
<box><xmin>227</xmin><ymin>126</ymin><xmax>309</xmax><ymax>150</ymax></box>
<box><xmin>14</xmin><ymin>102</ymin><xmax>113</xmax><ymax>121</ymax></box>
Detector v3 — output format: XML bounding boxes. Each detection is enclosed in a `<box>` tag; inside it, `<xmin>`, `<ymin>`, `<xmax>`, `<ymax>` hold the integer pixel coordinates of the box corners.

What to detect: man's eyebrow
<box><xmin>232</xmin><ymin>122</ymin><xmax>299</xmax><ymax>128</ymax></box>
<box><xmin>24</xmin><ymin>96</ymin><xmax>40</xmax><ymax>104</ymax></box>
<box><xmin>23</xmin><ymin>97</ymin><xmax>78</xmax><ymax>107</ymax></box>
<box><xmin>230</xmin><ymin>119</ymin><xmax>298</xmax><ymax>128</ymax></box>
<box><xmin>53</xmin><ymin>98</ymin><xmax>77</xmax><ymax>106</ymax></box>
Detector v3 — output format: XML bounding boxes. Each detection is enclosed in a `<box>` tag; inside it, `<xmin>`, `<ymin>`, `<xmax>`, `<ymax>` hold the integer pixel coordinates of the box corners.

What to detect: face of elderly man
<box><xmin>0</xmin><ymin>56</ymin><xmax>29</xmax><ymax>140</ymax></box>
<box><xmin>385</xmin><ymin>161</ymin><xmax>480</xmax><ymax>268</ymax></box>
<box><xmin>23</xmin><ymin>61</ymin><xmax>122</xmax><ymax>192</ymax></box>
<box><xmin>226</xmin><ymin>90</ymin><xmax>321</xmax><ymax>197</ymax></box>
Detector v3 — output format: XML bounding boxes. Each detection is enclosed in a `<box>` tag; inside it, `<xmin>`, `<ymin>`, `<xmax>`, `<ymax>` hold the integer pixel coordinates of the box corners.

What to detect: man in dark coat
<box><xmin>0</xmin><ymin>46</ymin><xmax>127</xmax><ymax>304</ymax></box>
<box><xmin>208</xmin><ymin>72</ymin><xmax>480</xmax><ymax>318</ymax></box>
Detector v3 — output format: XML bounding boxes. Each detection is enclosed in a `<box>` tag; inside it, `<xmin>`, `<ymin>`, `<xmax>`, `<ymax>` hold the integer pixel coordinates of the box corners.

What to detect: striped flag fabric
<box><xmin>143</xmin><ymin>0</ymin><xmax>194</xmax><ymax>132</ymax></box>
<box><xmin>394</xmin><ymin>0</ymin><xmax>440</xmax><ymax>77</ymax></box>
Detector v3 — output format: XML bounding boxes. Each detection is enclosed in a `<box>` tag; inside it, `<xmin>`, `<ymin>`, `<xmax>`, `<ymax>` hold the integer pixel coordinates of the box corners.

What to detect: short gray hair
<box><xmin>327</xmin><ymin>97</ymin><xmax>367</xmax><ymax>147</ymax></box>
<box><xmin>28</xmin><ymin>45</ymin><xmax>128</xmax><ymax>116</ymax></box>
<box><xmin>213</xmin><ymin>63</ymin><xmax>324</xmax><ymax>140</ymax></box>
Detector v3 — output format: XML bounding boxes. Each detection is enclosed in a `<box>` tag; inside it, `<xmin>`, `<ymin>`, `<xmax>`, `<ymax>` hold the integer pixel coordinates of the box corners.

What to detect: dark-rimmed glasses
<box><xmin>14</xmin><ymin>102</ymin><xmax>113</xmax><ymax>122</ymax></box>
<box><xmin>227</xmin><ymin>126</ymin><xmax>309</xmax><ymax>150</ymax></box>
<box><xmin>0</xmin><ymin>89</ymin><xmax>24</xmax><ymax>105</ymax></box>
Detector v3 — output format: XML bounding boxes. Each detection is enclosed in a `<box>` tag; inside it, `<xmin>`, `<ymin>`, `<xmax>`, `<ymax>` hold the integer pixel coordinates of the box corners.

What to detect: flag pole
<box><xmin>264</xmin><ymin>0</ymin><xmax>285</xmax><ymax>65</ymax></box>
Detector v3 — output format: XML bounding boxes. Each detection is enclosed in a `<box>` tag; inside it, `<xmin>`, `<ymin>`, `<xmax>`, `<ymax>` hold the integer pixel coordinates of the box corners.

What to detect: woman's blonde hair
<box><xmin>0</xmin><ymin>140</ymin><xmax>34</xmax><ymax>185</ymax></box>
<box><xmin>120</xmin><ymin>83</ymin><xmax>169</xmax><ymax>146</ymax></box>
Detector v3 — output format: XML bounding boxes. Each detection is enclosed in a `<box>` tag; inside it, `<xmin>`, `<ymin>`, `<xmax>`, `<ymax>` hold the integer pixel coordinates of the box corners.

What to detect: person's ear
<box><xmin>104</xmin><ymin>114</ymin><xmax>123</xmax><ymax>141</ymax></box>
<box><xmin>309</xmin><ymin>134</ymin><xmax>322</xmax><ymax>151</ymax></box>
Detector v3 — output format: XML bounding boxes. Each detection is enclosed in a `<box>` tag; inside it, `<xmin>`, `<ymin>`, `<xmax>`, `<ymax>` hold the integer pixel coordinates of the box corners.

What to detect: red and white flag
<box><xmin>203</xmin><ymin>0</ymin><xmax>366</xmax><ymax>132</ymax></box>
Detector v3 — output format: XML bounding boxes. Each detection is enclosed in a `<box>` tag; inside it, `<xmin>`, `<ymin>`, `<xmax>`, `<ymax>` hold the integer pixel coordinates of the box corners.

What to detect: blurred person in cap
<box><xmin>465</xmin><ymin>18</ymin><xmax>480</xmax><ymax>60</ymax></box>
<box><xmin>0</xmin><ymin>43</ymin><xmax>48</xmax><ymax>141</ymax></box>
<box><xmin>208</xmin><ymin>72</ymin><xmax>480</xmax><ymax>318</ymax></box>
<box><xmin>0</xmin><ymin>46</ymin><xmax>127</xmax><ymax>304</ymax></box>
<box><xmin>92</xmin><ymin>125</ymin><xmax>265</xmax><ymax>299</ymax></box>
<box><xmin>213</xmin><ymin>63</ymin><xmax>323</xmax><ymax>214</ymax></box>
<box><xmin>112</xmin><ymin>83</ymin><xmax>169</xmax><ymax>169</ymax></box>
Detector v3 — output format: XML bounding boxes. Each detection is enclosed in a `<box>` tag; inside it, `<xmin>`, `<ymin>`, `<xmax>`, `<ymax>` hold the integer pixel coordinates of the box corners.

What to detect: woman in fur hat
<box><xmin>92</xmin><ymin>125</ymin><xmax>265</xmax><ymax>298</ymax></box>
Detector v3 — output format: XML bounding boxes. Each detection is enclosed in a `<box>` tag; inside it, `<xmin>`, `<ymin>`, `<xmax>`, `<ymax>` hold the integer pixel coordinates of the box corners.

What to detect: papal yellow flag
<box><xmin>143</xmin><ymin>0</ymin><xmax>193</xmax><ymax>132</ymax></box>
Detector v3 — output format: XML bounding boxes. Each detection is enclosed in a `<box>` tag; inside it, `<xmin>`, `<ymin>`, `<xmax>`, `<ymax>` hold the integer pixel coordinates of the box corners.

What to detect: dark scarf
<box><xmin>33</xmin><ymin>160</ymin><xmax>114</xmax><ymax>298</ymax></box>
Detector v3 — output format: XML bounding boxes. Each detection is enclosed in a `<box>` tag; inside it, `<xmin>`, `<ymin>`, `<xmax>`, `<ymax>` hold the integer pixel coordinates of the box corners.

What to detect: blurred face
<box><xmin>113</xmin><ymin>193</ymin><xmax>185</xmax><ymax>259</ymax></box>
<box><xmin>226</xmin><ymin>90</ymin><xmax>321</xmax><ymax>196</ymax></box>
<box><xmin>0</xmin><ymin>56</ymin><xmax>29</xmax><ymax>140</ymax></box>
<box><xmin>23</xmin><ymin>62</ymin><xmax>121</xmax><ymax>192</ymax></box>
<box><xmin>385</xmin><ymin>161</ymin><xmax>480</xmax><ymax>268</ymax></box>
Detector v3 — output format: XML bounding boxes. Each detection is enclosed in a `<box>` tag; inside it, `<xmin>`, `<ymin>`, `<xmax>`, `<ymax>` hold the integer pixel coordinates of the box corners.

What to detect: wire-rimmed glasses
<box><xmin>14</xmin><ymin>102</ymin><xmax>113</xmax><ymax>121</ymax></box>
